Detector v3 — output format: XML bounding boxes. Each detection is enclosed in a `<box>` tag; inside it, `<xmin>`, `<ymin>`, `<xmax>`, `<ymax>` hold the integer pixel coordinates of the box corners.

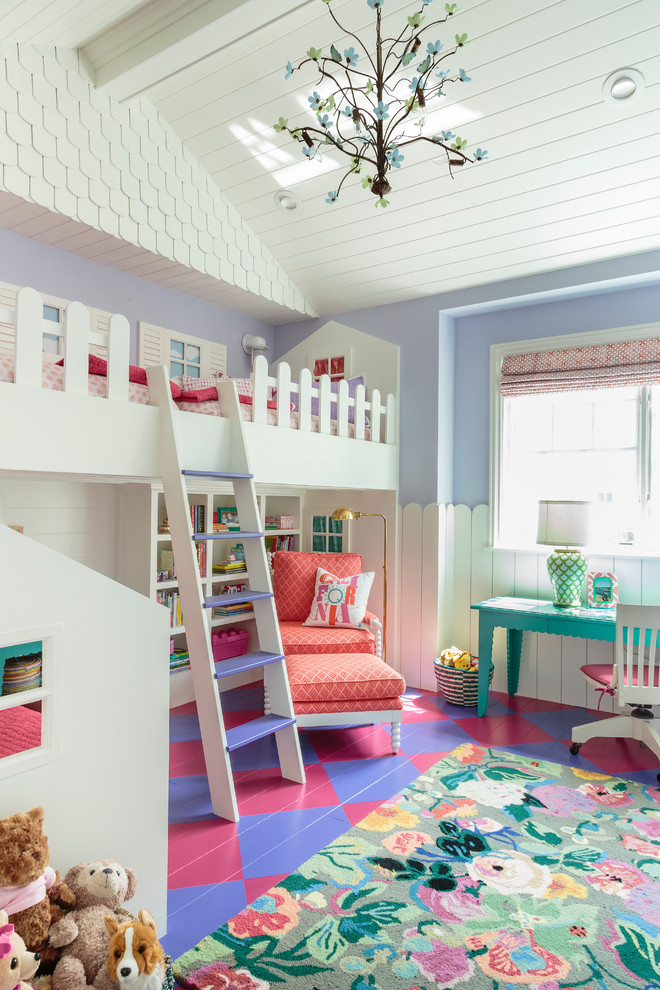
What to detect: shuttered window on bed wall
<box><xmin>0</xmin><ymin>280</ymin><xmax>113</xmax><ymax>361</ymax></box>
<box><xmin>138</xmin><ymin>321</ymin><xmax>227</xmax><ymax>380</ymax></box>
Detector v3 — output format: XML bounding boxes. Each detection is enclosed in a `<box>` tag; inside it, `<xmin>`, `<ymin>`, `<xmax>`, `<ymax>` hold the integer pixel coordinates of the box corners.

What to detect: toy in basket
<box><xmin>434</xmin><ymin>645</ymin><xmax>494</xmax><ymax>706</ymax></box>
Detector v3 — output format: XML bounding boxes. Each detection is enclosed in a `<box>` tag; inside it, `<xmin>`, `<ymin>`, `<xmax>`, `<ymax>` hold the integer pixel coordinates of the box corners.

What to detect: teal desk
<box><xmin>470</xmin><ymin>597</ymin><xmax>617</xmax><ymax>716</ymax></box>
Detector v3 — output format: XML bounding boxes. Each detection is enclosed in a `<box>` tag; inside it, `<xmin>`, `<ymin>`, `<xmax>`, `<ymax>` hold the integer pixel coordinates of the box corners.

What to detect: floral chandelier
<box><xmin>274</xmin><ymin>0</ymin><xmax>487</xmax><ymax>208</ymax></box>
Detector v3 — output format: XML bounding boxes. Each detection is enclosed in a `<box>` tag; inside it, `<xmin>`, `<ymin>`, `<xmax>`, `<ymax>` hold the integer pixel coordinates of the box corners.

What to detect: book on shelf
<box><xmin>157</xmin><ymin>590</ymin><xmax>184</xmax><ymax>628</ymax></box>
<box><xmin>265</xmin><ymin>534</ymin><xmax>296</xmax><ymax>552</ymax></box>
<box><xmin>189</xmin><ymin>503</ymin><xmax>206</xmax><ymax>533</ymax></box>
<box><xmin>213</xmin><ymin>561</ymin><xmax>247</xmax><ymax>573</ymax></box>
<box><xmin>157</xmin><ymin>544</ymin><xmax>205</xmax><ymax>581</ymax></box>
<box><xmin>169</xmin><ymin>648</ymin><xmax>190</xmax><ymax>672</ymax></box>
<box><xmin>212</xmin><ymin>601</ymin><xmax>254</xmax><ymax>617</ymax></box>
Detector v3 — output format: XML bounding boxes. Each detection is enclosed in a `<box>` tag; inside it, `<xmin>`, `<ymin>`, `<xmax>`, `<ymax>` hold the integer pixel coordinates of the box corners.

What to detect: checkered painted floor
<box><xmin>161</xmin><ymin>684</ymin><xmax>660</xmax><ymax>960</ymax></box>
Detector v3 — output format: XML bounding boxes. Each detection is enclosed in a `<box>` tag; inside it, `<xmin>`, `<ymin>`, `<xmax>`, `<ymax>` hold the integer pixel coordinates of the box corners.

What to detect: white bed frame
<box><xmin>0</xmin><ymin>287</ymin><xmax>398</xmax><ymax>492</ymax></box>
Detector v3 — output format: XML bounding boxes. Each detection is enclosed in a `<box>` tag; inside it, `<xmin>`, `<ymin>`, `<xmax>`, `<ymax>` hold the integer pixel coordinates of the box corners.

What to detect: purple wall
<box><xmin>0</xmin><ymin>228</ymin><xmax>274</xmax><ymax>376</ymax></box>
<box><xmin>277</xmin><ymin>249</ymin><xmax>660</xmax><ymax>507</ymax></box>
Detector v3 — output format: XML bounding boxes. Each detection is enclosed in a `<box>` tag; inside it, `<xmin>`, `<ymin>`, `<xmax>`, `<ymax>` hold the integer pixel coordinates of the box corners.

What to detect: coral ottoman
<box><xmin>282</xmin><ymin>652</ymin><xmax>406</xmax><ymax>753</ymax></box>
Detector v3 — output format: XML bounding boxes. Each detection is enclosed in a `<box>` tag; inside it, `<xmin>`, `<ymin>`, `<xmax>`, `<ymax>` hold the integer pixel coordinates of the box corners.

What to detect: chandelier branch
<box><xmin>275</xmin><ymin>0</ymin><xmax>487</xmax><ymax>208</ymax></box>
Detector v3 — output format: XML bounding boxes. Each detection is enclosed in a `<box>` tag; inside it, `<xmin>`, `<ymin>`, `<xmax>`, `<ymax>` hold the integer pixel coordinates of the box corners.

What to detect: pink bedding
<box><xmin>0</xmin><ymin>355</ymin><xmax>367</xmax><ymax>438</ymax></box>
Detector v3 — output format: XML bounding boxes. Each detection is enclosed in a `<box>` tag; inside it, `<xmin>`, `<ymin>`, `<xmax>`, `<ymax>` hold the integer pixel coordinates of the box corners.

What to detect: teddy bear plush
<box><xmin>49</xmin><ymin>862</ymin><xmax>137</xmax><ymax>990</ymax></box>
<box><xmin>0</xmin><ymin>809</ymin><xmax>76</xmax><ymax>957</ymax></box>
<box><xmin>0</xmin><ymin>910</ymin><xmax>40</xmax><ymax>990</ymax></box>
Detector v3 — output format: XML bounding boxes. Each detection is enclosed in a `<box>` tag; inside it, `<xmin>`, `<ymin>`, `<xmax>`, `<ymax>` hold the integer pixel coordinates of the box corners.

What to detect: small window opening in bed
<box><xmin>312</xmin><ymin>515</ymin><xmax>344</xmax><ymax>552</ymax></box>
<box><xmin>43</xmin><ymin>304</ymin><xmax>62</xmax><ymax>356</ymax></box>
<box><xmin>170</xmin><ymin>339</ymin><xmax>201</xmax><ymax>379</ymax></box>
<box><xmin>0</xmin><ymin>639</ymin><xmax>43</xmax><ymax>761</ymax></box>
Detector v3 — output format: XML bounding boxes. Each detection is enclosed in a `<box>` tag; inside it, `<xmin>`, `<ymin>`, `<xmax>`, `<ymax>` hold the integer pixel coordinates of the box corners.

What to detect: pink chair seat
<box><xmin>280</xmin><ymin>621</ymin><xmax>375</xmax><ymax>655</ymax></box>
<box><xmin>286</xmin><ymin>653</ymin><xmax>406</xmax><ymax>704</ymax></box>
<box><xmin>581</xmin><ymin>663</ymin><xmax>660</xmax><ymax>688</ymax></box>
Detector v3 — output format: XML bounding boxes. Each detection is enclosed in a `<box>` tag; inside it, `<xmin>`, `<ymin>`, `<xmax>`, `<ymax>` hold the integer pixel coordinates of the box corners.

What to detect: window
<box><xmin>169</xmin><ymin>339</ymin><xmax>201</xmax><ymax>379</ymax></box>
<box><xmin>138</xmin><ymin>322</ymin><xmax>226</xmax><ymax>380</ymax></box>
<box><xmin>0</xmin><ymin>625</ymin><xmax>61</xmax><ymax>779</ymax></box>
<box><xmin>491</xmin><ymin>325</ymin><xmax>660</xmax><ymax>553</ymax></box>
<box><xmin>312</xmin><ymin>515</ymin><xmax>344</xmax><ymax>552</ymax></box>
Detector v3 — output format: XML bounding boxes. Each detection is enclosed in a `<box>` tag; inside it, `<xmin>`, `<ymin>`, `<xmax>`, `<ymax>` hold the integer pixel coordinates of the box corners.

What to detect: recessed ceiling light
<box><xmin>274</xmin><ymin>190</ymin><xmax>302</xmax><ymax>214</ymax></box>
<box><xmin>602</xmin><ymin>67</ymin><xmax>645</xmax><ymax>105</ymax></box>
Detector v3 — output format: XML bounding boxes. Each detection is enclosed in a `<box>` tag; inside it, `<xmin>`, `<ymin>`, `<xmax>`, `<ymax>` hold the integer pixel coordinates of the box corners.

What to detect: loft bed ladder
<box><xmin>146</xmin><ymin>366</ymin><xmax>305</xmax><ymax>822</ymax></box>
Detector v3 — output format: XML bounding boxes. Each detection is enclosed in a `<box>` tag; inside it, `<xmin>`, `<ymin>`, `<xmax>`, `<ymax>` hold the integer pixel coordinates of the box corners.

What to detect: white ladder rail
<box><xmin>147</xmin><ymin>366</ymin><xmax>305</xmax><ymax>822</ymax></box>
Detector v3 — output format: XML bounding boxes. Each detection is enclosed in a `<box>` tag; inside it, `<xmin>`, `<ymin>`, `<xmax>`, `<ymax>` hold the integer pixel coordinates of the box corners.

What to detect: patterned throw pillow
<box><xmin>58</xmin><ymin>355</ymin><xmax>182</xmax><ymax>397</ymax></box>
<box><xmin>217</xmin><ymin>372</ymin><xmax>276</xmax><ymax>403</ymax></box>
<box><xmin>303</xmin><ymin>567</ymin><xmax>375</xmax><ymax>629</ymax></box>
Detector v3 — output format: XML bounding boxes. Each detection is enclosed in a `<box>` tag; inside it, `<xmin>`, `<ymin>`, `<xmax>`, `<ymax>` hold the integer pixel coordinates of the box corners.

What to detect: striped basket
<box><xmin>434</xmin><ymin>657</ymin><xmax>494</xmax><ymax>706</ymax></box>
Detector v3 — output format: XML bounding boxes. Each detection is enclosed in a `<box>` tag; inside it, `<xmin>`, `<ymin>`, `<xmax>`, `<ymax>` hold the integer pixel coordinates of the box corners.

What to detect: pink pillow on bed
<box><xmin>57</xmin><ymin>356</ymin><xmax>182</xmax><ymax>398</ymax></box>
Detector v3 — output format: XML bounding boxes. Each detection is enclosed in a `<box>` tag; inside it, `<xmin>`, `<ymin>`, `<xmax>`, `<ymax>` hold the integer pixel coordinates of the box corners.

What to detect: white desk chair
<box><xmin>570</xmin><ymin>603</ymin><xmax>660</xmax><ymax>782</ymax></box>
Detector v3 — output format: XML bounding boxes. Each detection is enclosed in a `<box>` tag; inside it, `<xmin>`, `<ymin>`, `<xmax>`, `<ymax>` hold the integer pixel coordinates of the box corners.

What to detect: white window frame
<box><xmin>138</xmin><ymin>322</ymin><xmax>227</xmax><ymax>380</ymax></box>
<box><xmin>0</xmin><ymin>623</ymin><xmax>63</xmax><ymax>780</ymax></box>
<box><xmin>490</xmin><ymin>321</ymin><xmax>660</xmax><ymax>551</ymax></box>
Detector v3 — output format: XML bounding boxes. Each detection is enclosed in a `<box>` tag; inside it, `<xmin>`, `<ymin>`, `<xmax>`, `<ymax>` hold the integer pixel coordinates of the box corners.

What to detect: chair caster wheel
<box><xmin>640</xmin><ymin>741</ymin><xmax>646</xmax><ymax>749</ymax></box>
<box><xmin>657</xmin><ymin>772</ymin><xmax>660</xmax><ymax>785</ymax></box>
<box><xmin>570</xmin><ymin>743</ymin><xmax>581</xmax><ymax>755</ymax></box>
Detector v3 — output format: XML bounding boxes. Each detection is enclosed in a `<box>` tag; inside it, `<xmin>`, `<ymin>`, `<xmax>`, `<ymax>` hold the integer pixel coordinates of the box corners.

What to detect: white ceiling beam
<box><xmin>88</xmin><ymin>0</ymin><xmax>312</xmax><ymax>102</ymax></box>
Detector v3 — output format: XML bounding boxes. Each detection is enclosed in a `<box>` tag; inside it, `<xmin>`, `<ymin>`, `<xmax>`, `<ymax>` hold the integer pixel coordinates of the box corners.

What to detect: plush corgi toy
<box><xmin>105</xmin><ymin>911</ymin><xmax>164</xmax><ymax>990</ymax></box>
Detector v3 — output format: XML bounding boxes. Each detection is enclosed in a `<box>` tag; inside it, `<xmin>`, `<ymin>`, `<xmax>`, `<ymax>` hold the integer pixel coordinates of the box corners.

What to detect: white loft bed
<box><xmin>0</xmin><ymin>287</ymin><xmax>398</xmax><ymax>493</ymax></box>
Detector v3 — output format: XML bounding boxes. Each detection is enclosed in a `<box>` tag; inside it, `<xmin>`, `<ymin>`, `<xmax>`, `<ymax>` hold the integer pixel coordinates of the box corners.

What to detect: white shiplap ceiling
<box><xmin>2</xmin><ymin>0</ymin><xmax>660</xmax><ymax>323</ymax></box>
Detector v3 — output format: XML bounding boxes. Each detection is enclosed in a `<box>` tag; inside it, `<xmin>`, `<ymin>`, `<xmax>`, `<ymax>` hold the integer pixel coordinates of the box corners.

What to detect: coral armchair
<box><xmin>273</xmin><ymin>550</ymin><xmax>382</xmax><ymax>656</ymax></box>
<box><xmin>271</xmin><ymin>551</ymin><xmax>405</xmax><ymax>753</ymax></box>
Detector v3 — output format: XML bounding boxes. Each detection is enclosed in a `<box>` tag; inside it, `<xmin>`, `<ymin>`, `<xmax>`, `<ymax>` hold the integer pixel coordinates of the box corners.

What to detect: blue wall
<box><xmin>0</xmin><ymin>228</ymin><xmax>273</xmax><ymax>376</ymax></box>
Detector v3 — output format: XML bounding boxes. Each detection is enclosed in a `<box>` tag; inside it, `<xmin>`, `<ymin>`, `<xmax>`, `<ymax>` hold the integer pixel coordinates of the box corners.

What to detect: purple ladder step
<box><xmin>204</xmin><ymin>589</ymin><xmax>273</xmax><ymax>608</ymax></box>
<box><xmin>214</xmin><ymin>651</ymin><xmax>284</xmax><ymax>679</ymax></box>
<box><xmin>193</xmin><ymin>531</ymin><xmax>263</xmax><ymax>541</ymax></box>
<box><xmin>225</xmin><ymin>714</ymin><xmax>297</xmax><ymax>752</ymax></box>
<box><xmin>182</xmin><ymin>470</ymin><xmax>253</xmax><ymax>479</ymax></box>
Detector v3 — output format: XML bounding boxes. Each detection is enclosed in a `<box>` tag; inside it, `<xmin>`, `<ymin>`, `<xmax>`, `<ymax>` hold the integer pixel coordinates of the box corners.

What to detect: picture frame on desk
<box><xmin>587</xmin><ymin>571</ymin><xmax>618</xmax><ymax>608</ymax></box>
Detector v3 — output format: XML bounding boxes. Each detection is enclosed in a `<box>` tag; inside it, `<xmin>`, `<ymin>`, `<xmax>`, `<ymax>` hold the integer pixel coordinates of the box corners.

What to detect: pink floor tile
<box><xmin>223</xmin><ymin>709</ymin><xmax>266</xmax><ymax>730</ymax></box>
<box><xmin>243</xmin><ymin>874</ymin><xmax>289</xmax><ymax>905</ymax></box>
<box><xmin>170</xmin><ymin>739</ymin><xmax>206</xmax><ymax>777</ymax></box>
<box><xmin>172</xmin><ymin>701</ymin><xmax>198</xmax><ymax>716</ymax></box>
<box><xmin>234</xmin><ymin>763</ymin><xmax>340</xmax><ymax>815</ymax></box>
<box><xmin>560</xmin><ymin>735</ymin><xmax>660</xmax><ymax>774</ymax></box>
<box><xmin>342</xmin><ymin>799</ymin><xmax>389</xmax><ymax>826</ymax></box>
<box><xmin>401</xmin><ymin>697</ymin><xmax>449</xmax><ymax>722</ymax></box>
<box><xmin>307</xmin><ymin>723</ymin><xmax>398</xmax><ymax>762</ymax></box>
<box><xmin>409</xmin><ymin>751</ymin><xmax>454</xmax><ymax>773</ymax></box>
<box><xmin>456</xmin><ymin>713</ymin><xmax>555</xmax><ymax>746</ymax></box>
<box><xmin>492</xmin><ymin>693</ymin><xmax>574</xmax><ymax>713</ymax></box>
<box><xmin>168</xmin><ymin>819</ymin><xmax>243</xmax><ymax>889</ymax></box>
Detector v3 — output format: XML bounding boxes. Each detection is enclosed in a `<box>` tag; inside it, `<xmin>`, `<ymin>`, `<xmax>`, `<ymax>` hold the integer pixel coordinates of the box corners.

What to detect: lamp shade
<box><xmin>537</xmin><ymin>500</ymin><xmax>592</xmax><ymax>547</ymax></box>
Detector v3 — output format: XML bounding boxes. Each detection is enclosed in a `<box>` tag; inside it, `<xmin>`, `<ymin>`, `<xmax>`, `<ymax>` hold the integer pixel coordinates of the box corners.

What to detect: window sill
<box><xmin>491</xmin><ymin>543</ymin><xmax>660</xmax><ymax>559</ymax></box>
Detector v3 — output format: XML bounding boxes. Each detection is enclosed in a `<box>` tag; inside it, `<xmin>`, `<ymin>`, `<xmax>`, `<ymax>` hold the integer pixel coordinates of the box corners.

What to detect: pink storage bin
<box><xmin>212</xmin><ymin>627</ymin><xmax>249</xmax><ymax>661</ymax></box>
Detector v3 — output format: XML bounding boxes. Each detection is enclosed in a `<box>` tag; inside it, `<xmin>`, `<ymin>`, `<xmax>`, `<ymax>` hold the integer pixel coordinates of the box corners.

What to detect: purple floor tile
<box><xmin>161</xmin><ymin>880</ymin><xmax>246</xmax><ymax>959</ymax></box>
<box><xmin>170</xmin><ymin>713</ymin><xmax>202</xmax><ymax>743</ymax></box>
<box><xmin>238</xmin><ymin>806</ymin><xmax>347</xmax><ymax>879</ymax></box>
<box><xmin>523</xmin><ymin>707</ymin><xmax>605</xmax><ymax>738</ymax></box>
<box><xmin>322</xmin><ymin>755</ymin><xmax>420</xmax><ymax>804</ymax></box>
<box><xmin>398</xmin><ymin>719</ymin><xmax>473</xmax><ymax>754</ymax></box>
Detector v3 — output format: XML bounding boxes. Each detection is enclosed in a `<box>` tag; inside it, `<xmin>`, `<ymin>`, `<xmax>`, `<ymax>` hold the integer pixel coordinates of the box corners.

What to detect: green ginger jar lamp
<box><xmin>537</xmin><ymin>500</ymin><xmax>592</xmax><ymax>608</ymax></box>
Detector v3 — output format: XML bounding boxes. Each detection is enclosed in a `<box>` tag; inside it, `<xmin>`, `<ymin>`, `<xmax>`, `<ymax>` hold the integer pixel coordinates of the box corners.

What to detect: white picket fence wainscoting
<box><xmin>397</xmin><ymin>503</ymin><xmax>660</xmax><ymax>712</ymax></box>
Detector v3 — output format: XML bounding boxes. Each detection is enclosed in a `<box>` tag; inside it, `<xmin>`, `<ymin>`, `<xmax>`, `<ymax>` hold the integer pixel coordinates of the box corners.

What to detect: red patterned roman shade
<box><xmin>501</xmin><ymin>338</ymin><xmax>660</xmax><ymax>396</ymax></box>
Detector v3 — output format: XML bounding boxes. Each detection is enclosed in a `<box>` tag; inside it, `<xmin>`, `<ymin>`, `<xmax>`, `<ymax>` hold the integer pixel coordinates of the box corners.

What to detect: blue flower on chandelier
<box><xmin>386</xmin><ymin>147</ymin><xmax>404</xmax><ymax>168</ymax></box>
<box><xmin>317</xmin><ymin>114</ymin><xmax>333</xmax><ymax>130</ymax></box>
<box><xmin>427</xmin><ymin>40</ymin><xmax>444</xmax><ymax>55</ymax></box>
<box><xmin>342</xmin><ymin>104</ymin><xmax>354</xmax><ymax>117</ymax></box>
<box><xmin>344</xmin><ymin>47</ymin><xmax>360</xmax><ymax>66</ymax></box>
<box><xmin>326</xmin><ymin>191</ymin><xmax>338</xmax><ymax>204</ymax></box>
<box><xmin>302</xmin><ymin>145</ymin><xmax>316</xmax><ymax>158</ymax></box>
<box><xmin>308</xmin><ymin>91</ymin><xmax>323</xmax><ymax>109</ymax></box>
<box><xmin>285</xmin><ymin>61</ymin><xmax>293</xmax><ymax>80</ymax></box>
<box><xmin>459</xmin><ymin>68</ymin><xmax>471</xmax><ymax>82</ymax></box>
<box><xmin>474</xmin><ymin>148</ymin><xmax>488</xmax><ymax>160</ymax></box>
<box><xmin>367</xmin><ymin>0</ymin><xmax>384</xmax><ymax>8</ymax></box>
<box><xmin>374</xmin><ymin>101</ymin><xmax>390</xmax><ymax>120</ymax></box>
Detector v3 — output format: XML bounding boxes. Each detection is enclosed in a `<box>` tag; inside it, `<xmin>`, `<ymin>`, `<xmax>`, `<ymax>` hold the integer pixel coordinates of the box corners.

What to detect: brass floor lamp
<box><xmin>331</xmin><ymin>508</ymin><xmax>387</xmax><ymax>663</ymax></box>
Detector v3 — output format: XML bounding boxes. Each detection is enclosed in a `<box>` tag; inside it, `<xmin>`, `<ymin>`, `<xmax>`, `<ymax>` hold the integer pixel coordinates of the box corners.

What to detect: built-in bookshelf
<box><xmin>115</xmin><ymin>482</ymin><xmax>303</xmax><ymax>707</ymax></box>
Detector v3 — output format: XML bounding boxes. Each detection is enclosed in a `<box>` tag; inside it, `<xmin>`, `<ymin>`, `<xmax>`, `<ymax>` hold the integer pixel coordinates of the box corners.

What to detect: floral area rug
<box><xmin>173</xmin><ymin>744</ymin><xmax>660</xmax><ymax>990</ymax></box>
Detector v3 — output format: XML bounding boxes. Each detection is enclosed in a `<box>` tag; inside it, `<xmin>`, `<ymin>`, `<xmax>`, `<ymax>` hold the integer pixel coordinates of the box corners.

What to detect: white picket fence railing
<box><xmin>397</xmin><ymin>503</ymin><xmax>660</xmax><ymax>711</ymax></box>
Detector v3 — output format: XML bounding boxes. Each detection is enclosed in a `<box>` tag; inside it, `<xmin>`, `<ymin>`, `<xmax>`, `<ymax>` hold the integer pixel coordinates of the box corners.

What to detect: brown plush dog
<box><xmin>105</xmin><ymin>912</ymin><xmax>164</xmax><ymax>990</ymax></box>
